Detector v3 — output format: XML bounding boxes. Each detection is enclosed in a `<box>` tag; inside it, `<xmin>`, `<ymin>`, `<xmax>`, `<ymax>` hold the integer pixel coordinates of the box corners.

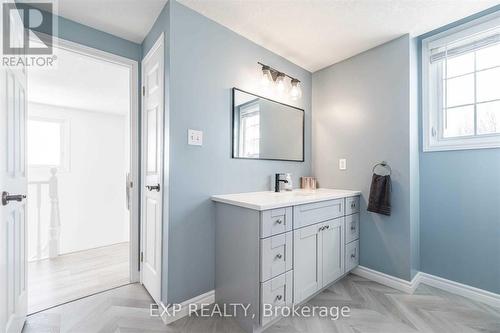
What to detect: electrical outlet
<box><xmin>188</xmin><ymin>129</ymin><xmax>203</xmax><ymax>146</ymax></box>
<box><xmin>339</xmin><ymin>158</ymin><xmax>347</xmax><ymax>170</ymax></box>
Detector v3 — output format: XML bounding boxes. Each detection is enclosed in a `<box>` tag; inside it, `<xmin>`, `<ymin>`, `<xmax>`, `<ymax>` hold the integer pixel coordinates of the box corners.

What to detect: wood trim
<box><xmin>28</xmin><ymin>32</ymin><xmax>141</xmax><ymax>283</ymax></box>
<box><xmin>352</xmin><ymin>266</ymin><xmax>500</xmax><ymax>308</ymax></box>
<box><xmin>351</xmin><ymin>266</ymin><xmax>420</xmax><ymax>294</ymax></box>
<box><xmin>419</xmin><ymin>272</ymin><xmax>500</xmax><ymax>308</ymax></box>
<box><xmin>160</xmin><ymin>290</ymin><xmax>215</xmax><ymax>325</ymax></box>
<box><xmin>140</xmin><ymin>32</ymin><xmax>165</xmax><ymax>301</ymax></box>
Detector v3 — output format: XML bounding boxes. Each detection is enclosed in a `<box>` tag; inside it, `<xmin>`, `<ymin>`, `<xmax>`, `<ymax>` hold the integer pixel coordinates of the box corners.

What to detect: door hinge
<box><xmin>140</xmin><ymin>252</ymin><xmax>144</xmax><ymax>263</ymax></box>
<box><xmin>142</xmin><ymin>86</ymin><xmax>145</xmax><ymax>96</ymax></box>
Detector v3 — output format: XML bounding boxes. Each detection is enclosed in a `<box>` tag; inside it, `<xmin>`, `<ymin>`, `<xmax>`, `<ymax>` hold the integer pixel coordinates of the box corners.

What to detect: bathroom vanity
<box><xmin>212</xmin><ymin>188</ymin><xmax>361</xmax><ymax>332</ymax></box>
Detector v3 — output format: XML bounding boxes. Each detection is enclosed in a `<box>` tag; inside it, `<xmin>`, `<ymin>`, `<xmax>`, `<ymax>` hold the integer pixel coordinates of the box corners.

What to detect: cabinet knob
<box><xmin>275</xmin><ymin>295</ymin><xmax>283</xmax><ymax>301</ymax></box>
<box><xmin>351</xmin><ymin>225</ymin><xmax>356</xmax><ymax>231</ymax></box>
<box><xmin>275</xmin><ymin>253</ymin><xmax>282</xmax><ymax>259</ymax></box>
<box><xmin>351</xmin><ymin>253</ymin><xmax>356</xmax><ymax>259</ymax></box>
<box><xmin>275</xmin><ymin>219</ymin><xmax>283</xmax><ymax>225</ymax></box>
<box><xmin>351</xmin><ymin>202</ymin><xmax>356</xmax><ymax>208</ymax></box>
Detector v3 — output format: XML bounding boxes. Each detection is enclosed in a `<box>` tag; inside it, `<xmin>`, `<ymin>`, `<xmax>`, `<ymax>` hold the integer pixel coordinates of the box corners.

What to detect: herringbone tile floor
<box><xmin>23</xmin><ymin>274</ymin><xmax>500</xmax><ymax>333</ymax></box>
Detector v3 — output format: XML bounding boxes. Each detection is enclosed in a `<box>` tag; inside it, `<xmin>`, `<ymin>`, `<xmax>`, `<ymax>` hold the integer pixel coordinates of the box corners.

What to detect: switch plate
<box><xmin>188</xmin><ymin>129</ymin><xmax>203</xmax><ymax>146</ymax></box>
<box><xmin>339</xmin><ymin>158</ymin><xmax>347</xmax><ymax>170</ymax></box>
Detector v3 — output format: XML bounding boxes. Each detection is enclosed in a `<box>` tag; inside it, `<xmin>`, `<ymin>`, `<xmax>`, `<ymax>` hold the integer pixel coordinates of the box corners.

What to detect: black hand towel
<box><xmin>367</xmin><ymin>174</ymin><xmax>391</xmax><ymax>216</ymax></box>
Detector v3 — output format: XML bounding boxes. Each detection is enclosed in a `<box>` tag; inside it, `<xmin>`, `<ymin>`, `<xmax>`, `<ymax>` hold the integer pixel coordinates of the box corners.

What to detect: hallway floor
<box><xmin>24</xmin><ymin>274</ymin><xmax>500</xmax><ymax>333</ymax></box>
<box><xmin>28</xmin><ymin>242</ymin><xmax>129</xmax><ymax>314</ymax></box>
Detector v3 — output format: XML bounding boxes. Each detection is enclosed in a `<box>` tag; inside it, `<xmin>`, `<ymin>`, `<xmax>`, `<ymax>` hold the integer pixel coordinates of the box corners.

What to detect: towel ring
<box><xmin>372</xmin><ymin>161</ymin><xmax>392</xmax><ymax>175</ymax></box>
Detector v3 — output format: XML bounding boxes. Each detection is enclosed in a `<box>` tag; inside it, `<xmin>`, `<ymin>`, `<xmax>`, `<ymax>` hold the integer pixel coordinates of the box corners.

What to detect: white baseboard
<box><xmin>351</xmin><ymin>266</ymin><xmax>420</xmax><ymax>294</ymax></box>
<box><xmin>352</xmin><ymin>266</ymin><xmax>499</xmax><ymax>308</ymax></box>
<box><xmin>157</xmin><ymin>268</ymin><xmax>498</xmax><ymax>325</ymax></box>
<box><xmin>418</xmin><ymin>272</ymin><xmax>500</xmax><ymax>308</ymax></box>
<box><xmin>160</xmin><ymin>290</ymin><xmax>215</xmax><ymax>325</ymax></box>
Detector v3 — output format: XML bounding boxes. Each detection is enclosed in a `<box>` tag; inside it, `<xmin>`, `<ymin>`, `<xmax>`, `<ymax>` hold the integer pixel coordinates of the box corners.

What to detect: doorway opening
<box><xmin>26</xmin><ymin>37</ymin><xmax>139</xmax><ymax>314</ymax></box>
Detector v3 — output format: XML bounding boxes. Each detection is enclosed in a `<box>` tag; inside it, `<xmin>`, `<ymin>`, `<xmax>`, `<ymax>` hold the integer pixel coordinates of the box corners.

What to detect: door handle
<box><xmin>2</xmin><ymin>191</ymin><xmax>26</xmax><ymax>206</ymax></box>
<box><xmin>145</xmin><ymin>184</ymin><xmax>160</xmax><ymax>192</ymax></box>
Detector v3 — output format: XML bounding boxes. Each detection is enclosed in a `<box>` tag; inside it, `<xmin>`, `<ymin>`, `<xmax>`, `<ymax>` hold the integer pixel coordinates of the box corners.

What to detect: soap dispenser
<box><xmin>284</xmin><ymin>173</ymin><xmax>293</xmax><ymax>191</ymax></box>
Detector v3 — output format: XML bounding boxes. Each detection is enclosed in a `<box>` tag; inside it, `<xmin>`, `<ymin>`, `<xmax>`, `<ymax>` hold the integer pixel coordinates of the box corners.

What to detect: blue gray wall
<box><xmin>143</xmin><ymin>1</ymin><xmax>312</xmax><ymax>304</ymax></box>
<box><xmin>418</xmin><ymin>5</ymin><xmax>500</xmax><ymax>294</ymax></box>
<box><xmin>312</xmin><ymin>35</ymin><xmax>419</xmax><ymax>281</ymax></box>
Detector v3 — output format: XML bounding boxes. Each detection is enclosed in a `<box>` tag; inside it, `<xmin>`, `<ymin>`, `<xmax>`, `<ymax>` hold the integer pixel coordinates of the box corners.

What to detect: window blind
<box><xmin>430</xmin><ymin>28</ymin><xmax>500</xmax><ymax>63</ymax></box>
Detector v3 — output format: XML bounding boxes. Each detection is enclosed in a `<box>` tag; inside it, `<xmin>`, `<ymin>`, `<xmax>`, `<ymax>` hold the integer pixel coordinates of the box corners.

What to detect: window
<box><xmin>422</xmin><ymin>13</ymin><xmax>500</xmax><ymax>151</ymax></box>
<box><xmin>239</xmin><ymin>103</ymin><xmax>260</xmax><ymax>158</ymax></box>
<box><xmin>27</xmin><ymin>117</ymin><xmax>70</xmax><ymax>170</ymax></box>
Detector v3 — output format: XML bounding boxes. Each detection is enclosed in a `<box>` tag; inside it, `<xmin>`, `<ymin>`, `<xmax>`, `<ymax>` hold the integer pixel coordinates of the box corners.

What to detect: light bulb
<box><xmin>275</xmin><ymin>73</ymin><xmax>286</xmax><ymax>93</ymax></box>
<box><xmin>290</xmin><ymin>79</ymin><xmax>302</xmax><ymax>100</ymax></box>
<box><xmin>261</xmin><ymin>66</ymin><xmax>273</xmax><ymax>87</ymax></box>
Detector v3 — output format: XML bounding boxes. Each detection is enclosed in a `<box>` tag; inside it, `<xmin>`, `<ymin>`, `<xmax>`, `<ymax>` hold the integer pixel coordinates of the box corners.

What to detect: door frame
<box><xmin>140</xmin><ymin>33</ymin><xmax>165</xmax><ymax>301</ymax></box>
<box><xmin>31</xmin><ymin>33</ymin><xmax>141</xmax><ymax>282</ymax></box>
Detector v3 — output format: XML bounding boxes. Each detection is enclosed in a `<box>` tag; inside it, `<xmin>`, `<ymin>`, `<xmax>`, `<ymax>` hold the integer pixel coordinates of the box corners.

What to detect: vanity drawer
<box><xmin>345</xmin><ymin>196</ymin><xmax>360</xmax><ymax>215</ymax></box>
<box><xmin>260</xmin><ymin>232</ymin><xmax>292</xmax><ymax>282</ymax></box>
<box><xmin>345</xmin><ymin>213</ymin><xmax>360</xmax><ymax>244</ymax></box>
<box><xmin>260</xmin><ymin>270</ymin><xmax>292</xmax><ymax>326</ymax></box>
<box><xmin>345</xmin><ymin>239</ymin><xmax>359</xmax><ymax>272</ymax></box>
<box><xmin>293</xmin><ymin>199</ymin><xmax>344</xmax><ymax>229</ymax></box>
<box><xmin>260</xmin><ymin>207</ymin><xmax>292</xmax><ymax>238</ymax></box>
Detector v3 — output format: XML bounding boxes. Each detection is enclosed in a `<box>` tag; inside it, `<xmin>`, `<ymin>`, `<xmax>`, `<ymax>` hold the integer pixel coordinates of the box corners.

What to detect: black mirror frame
<box><xmin>231</xmin><ymin>87</ymin><xmax>305</xmax><ymax>162</ymax></box>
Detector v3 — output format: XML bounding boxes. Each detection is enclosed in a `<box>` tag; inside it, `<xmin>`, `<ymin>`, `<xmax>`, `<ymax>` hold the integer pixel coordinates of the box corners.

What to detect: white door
<box><xmin>0</xmin><ymin>2</ymin><xmax>28</xmax><ymax>332</ymax></box>
<box><xmin>293</xmin><ymin>223</ymin><xmax>322</xmax><ymax>303</ymax></box>
<box><xmin>321</xmin><ymin>218</ymin><xmax>344</xmax><ymax>287</ymax></box>
<box><xmin>141</xmin><ymin>34</ymin><xmax>164</xmax><ymax>304</ymax></box>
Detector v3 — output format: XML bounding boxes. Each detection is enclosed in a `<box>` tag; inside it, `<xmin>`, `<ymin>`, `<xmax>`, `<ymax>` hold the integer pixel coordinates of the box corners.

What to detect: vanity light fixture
<box><xmin>258</xmin><ymin>62</ymin><xmax>302</xmax><ymax>99</ymax></box>
<box><xmin>290</xmin><ymin>79</ymin><xmax>302</xmax><ymax>100</ymax></box>
<box><xmin>261</xmin><ymin>65</ymin><xmax>273</xmax><ymax>87</ymax></box>
<box><xmin>275</xmin><ymin>73</ymin><xmax>286</xmax><ymax>93</ymax></box>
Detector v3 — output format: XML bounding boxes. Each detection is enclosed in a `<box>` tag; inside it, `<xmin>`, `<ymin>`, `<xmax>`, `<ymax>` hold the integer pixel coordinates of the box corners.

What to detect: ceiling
<box><xmin>28</xmin><ymin>46</ymin><xmax>130</xmax><ymax>114</ymax></box>
<box><xmin>178</xmin><ymin>0</ymin><xmax>500</xmax><ymax>72</ymax></box>
<box><xmin>53</xmin><ymin>0</ymin><xmax>167</xmax><ymax>43</ymax></box>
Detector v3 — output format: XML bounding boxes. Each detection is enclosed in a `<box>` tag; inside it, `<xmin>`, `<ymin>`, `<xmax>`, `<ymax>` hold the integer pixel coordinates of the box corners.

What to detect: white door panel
<box><xmin>141</xmin><ymin>34</ymin><xmax>164</xmax><ymax>304</ymax></box>
<box><xmin>1</xmin><ymin>1</ymin><xmax>28</xmax><ymax>330</ymax></box>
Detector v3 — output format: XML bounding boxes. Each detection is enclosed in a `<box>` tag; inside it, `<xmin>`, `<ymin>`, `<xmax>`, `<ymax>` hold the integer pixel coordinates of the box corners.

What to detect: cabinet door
<box><xmin>345</xmin><ymin>239</ymin><xmax>359</xmax><ymax>272</ymax></box>
<box><xmin>322</xmin><ymin>217</ymin><xmax>345</xmax><ymax>287</ymax></box>
<box><xmin>293</xmin><ymin>224</ymin><xmax>322</xmax><ymax>303</ymax></box>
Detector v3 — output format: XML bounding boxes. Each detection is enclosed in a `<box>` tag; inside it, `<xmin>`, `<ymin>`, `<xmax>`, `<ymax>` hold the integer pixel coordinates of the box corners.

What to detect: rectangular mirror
<box><xmin>232</xmin><ymin>88</ymin><xmax>304</xmax><ymax>161</ymax></box>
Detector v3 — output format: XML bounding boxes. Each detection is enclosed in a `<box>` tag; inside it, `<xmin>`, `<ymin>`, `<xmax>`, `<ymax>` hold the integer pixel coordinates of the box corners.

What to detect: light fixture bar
<box><xmin>257</xmin><ymin>62</ymin><xmax>300</xmax><ymax>83</ymax></box>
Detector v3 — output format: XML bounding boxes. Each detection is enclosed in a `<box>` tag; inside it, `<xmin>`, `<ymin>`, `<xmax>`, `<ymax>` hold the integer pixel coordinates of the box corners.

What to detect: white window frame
<box><xmin>238</xmin><ymin>102</ymin><xmax>260</xmax><ymax>158</ymax></box>
<box><xmin>27</xmin><ymin>116</ymin><xmax>71</xmax><ymax>172</ymax></box>
<box><xmin>422</xmin><ymin>12</ymin><xmax>500</xmax><ymax>152</ymax></box>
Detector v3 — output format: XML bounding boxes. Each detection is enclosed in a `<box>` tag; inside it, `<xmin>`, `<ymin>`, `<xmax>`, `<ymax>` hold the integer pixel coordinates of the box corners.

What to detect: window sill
<box><xmin>423</xmin><ymin>138</ymin><xmax>500</xmax><ymax>152</ymax></box>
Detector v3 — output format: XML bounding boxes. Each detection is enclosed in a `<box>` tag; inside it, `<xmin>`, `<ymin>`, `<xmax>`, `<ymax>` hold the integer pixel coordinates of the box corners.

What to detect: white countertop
<box><xmin>211</xmin><ymin>188</ymin><xmax>361</xmax><ymax>211</ymax></box>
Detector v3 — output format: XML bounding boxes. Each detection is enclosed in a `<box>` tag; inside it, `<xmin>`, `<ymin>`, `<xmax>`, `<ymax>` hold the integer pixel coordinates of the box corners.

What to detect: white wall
<box><xmin>27</xmin><ymin>102</ymin><xmax>129</xmax><ymax>258</ymax></box>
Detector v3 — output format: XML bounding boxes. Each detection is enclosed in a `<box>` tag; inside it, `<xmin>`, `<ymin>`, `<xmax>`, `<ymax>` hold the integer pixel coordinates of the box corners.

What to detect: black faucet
<box><xmin>275</xmin><ymin>173</ymin><xmax>288</xmax><ymax>192</ymax></box>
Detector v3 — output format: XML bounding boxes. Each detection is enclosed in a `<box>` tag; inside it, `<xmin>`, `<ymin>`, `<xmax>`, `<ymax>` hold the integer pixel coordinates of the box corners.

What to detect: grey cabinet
<box><xmin>293</xmin><ymin>217</ymin><xmax>345</xmax><ymax>304</ymax></box>
<box><xmin>345</xmin><ymin>213</ymin><xmax>360</xmax><ymax>244</ymax></box>
<box><xmin>293</xmin><ymin>223</ymin><xmax>322</xmax><ymax>303</ymax></box>
<box><xmin>345</xmin><ymin>239</ymin><xmax>359</xmax><ymax>272</ymax></box>
<box><xmin>214</xmin><ymin>193</ymin><xmax>360</xmax><ymax>333</ymax></box>
<box><xmin>260</xmin><ymin>232</ymin><xmax>292</xmax><ymax>282</ymax></box>
<box><xmin>293</xmin><ymin>198</ymin><xmax>344</xmax><ymax>229</ymax></box>
<box><xmin>321</xmin><ymin>217</ymin><xmax>345</xmax><ymax>287</ymax></box>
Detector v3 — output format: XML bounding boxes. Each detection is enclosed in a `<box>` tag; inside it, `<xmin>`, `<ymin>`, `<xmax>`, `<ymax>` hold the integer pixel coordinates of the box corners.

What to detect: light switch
<box><xmin>339</xmin><ymin>158</ymin><xmax>347</xmax><ymax>170</ymax></box>
<box><xmin>188</xmin><ymin>129</ymin><xmax>203</xmax><ymax>146</ymax></box>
